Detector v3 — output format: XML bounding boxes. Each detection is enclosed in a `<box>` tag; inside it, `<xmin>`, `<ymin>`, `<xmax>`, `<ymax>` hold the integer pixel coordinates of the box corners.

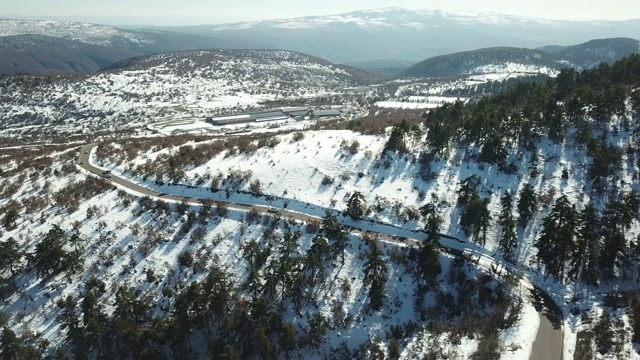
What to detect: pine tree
<box><xmin>534</xmin><ymin>195</ymin><xmax>576</xmax><ymax>280</ymax></box>
<box><xmin>497</xmin><ymin>191</ymin><xmax>518</xmax><ymax>262</ymax></box>
<box><xmin>322</xmin><ymin>211</ymin><xmax>349</xmax><ymax>265</ymax></box>
<box><xmin>346</xmin><ymin>191</ymin><xmax>368</xmax><ymax>219</ymax></box>
<box><xmin>388</xmin><ymin>338</ymin><xmax>401</xmax><ymax>360</ymax></box>
<box><xmin>460</xmin><ymin>194</ymin><xmax>491</xmax><ymax>246</ymax></box>
<box><xmin>280</xmin><ymin>322</ymin><xmax>297</xmax><ymax>355</ymax></box>
<box><xmin>172</xmin><ymin>282</ymin><xmax>201</xmax><ymax>351</ymax></box>
<box><xmin>479</xmin><ymin>135</ymin><xmax>507</xmax><ymax>165</ymax></box>
<box><xmin>414</xmin><ymin>242</ymin><xmax>441</xmax><ymax>284</ymax></box>
<box><xmin>587</xmin><ymin>142</ymin><xmax>623</xmax><ymax>193</ymax></box>
<box><xmin>363</xmin><ymin>242</ymin><xmax>388</xmax><ymax>311</ymax></box>
<box><xmin>425</xmin><ymin>121</ymin><xmax>451</xmax><ymax>156</ymax></box>
<box><xmin>569</xmin><ymin>204</ymin><xmax>600</xmax><ymax>284</ymax></box>
<box><xmin>203</xmin><ymin>267</ymin><xmax>234</xmax><ymax>329</ymax></box>
<box><xmin>600</xmin><ymin>232</ymin><xmax>627</xmax><ymax>279</ymax></box>
<box><xmin>0</xmin><ymin>237</ymin><xmax>20</xmax><ymax>275</ymax></box>
<box><xmin>457</xmin><ymin>175</ymin><xmax>480</xmax><ymax>207</ymax></box>
<box><xmin>306</xmin><ymin>313</ymin><xmax>328</xmax><ymax>349</ymax></box>
<box><xmin>34</xmin><ymin>225</ymin><xmax>70</xmax><ymax>278</ymax></box>
<box><xmin>274</xmin><ymin>231</ymin><xmax>303</xmax><ymax>300</ymax></box>
<box><xmin>242</xmin><ymin>239</ymin><xmax>268</xmax><ymax>270</ymax></box>
<box><xmin>1</xmin><ymin>208</ymin><xmax>18</xmax><ymax>231</ymax></box>
<box><xmin>56</xmin><ymin>295</ymin><xmax>82</xmax><ymax>355</ymax></box>
<box><xmin>80</xmin><ymin>288</ymin><xmax>108</xmax><ymax>358</ymax></box>
<box><xmin>0</xmin><ymin>327</ymin><xmax>21</xmax><ymax>360</ymax></box>
<box><xmin>252</xmin><ymin>325</ymin><xmax>275</xmax><ymax>360</ymax></box>
<box><xmin>630</xmin><ymin>294</ymin><xmax>640</xmax><ymax>343</ymax></box>
<box><xmin>304</xmin><ymin>235</ymin><xmax>330</xmax><ymax>285</ymax></box>
<box><xmin>208</xmin><ymin>337</ymin><xmax>240</xmax><ymax>360</ymax></box>
<box><xmin>419</xmin><ymin>203</ymin><xmax>442</xmax><ymax>243</ymax></box>
<box><xmin>599</xmin><ymin>195</ymin><xmax>636</xmax><ymax>278</ymax></box>
<box><xmin>383</xmin><ymin>119</ymin><xmax>411</xmax><ymax>154</ymax></box>
<box><xmin>243</xmin><ymin>268</ymin><xmax>263</xmax><ymax>300</ymax></box>
<box><xmin>68</xmin><ymin>231</ymin><xmax>84</xmax><ymax>256</ymax></box>
<box><xmin>517</xmin><ymin>184</ymin><xmax>538</xmax><ymax>227</ymax></box>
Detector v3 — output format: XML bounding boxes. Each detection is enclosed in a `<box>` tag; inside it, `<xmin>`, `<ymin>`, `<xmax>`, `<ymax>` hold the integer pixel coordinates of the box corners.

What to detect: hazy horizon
<box><xmin>2</xmin><ymin>1</ymin><xmax>640</xmax><ymax>27</ymax></box>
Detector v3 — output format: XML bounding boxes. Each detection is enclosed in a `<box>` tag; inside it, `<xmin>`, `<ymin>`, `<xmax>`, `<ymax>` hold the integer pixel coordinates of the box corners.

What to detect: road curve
<box><xmin>77</xmin><ymin>143</ymin><xmax>563</xmax><ymax>360</ymax></box>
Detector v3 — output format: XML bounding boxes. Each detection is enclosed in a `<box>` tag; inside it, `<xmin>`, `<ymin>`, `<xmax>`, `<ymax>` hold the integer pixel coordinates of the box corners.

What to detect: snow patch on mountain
<box><xmin>470</xmin><ymin>62</ymin><xmax>560</xmax><ymax>76</ymax></box>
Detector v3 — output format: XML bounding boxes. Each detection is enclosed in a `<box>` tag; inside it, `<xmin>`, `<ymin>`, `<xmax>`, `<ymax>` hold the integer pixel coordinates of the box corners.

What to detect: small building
<box><xmin>314</xmin><ymin>109</ymin><xmax>341</xmax><ymax>118</ymax></box>
<box><xmin>287</xmin><ymin>110</ymin><xmax>309</xmax><ymax>119</ymax></box>
<box><xmin>280</xmin><ymin>106</ymin><xmax>309</xmax><ymax>115</ymax></box>
<box><xmin>206</xmin><ymin>114</ymin><xmax>252</xmax><ymax>126</ymax></box>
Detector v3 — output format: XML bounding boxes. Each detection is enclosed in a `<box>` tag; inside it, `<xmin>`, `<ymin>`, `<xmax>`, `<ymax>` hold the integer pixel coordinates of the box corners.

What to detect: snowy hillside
<box><xmin>82</xmin><ymin>55</ymin><xmax>640</xmax><ymax>359</ymax></box>
<box><xmin>0</xmin><ymin>139</ymin><xmax>537</xmax><ymax>358</ymax></box>
<box><xmin>552</xmin><ymin>37</ymin><xmax>640</xmax><ymax>69</ymax></box>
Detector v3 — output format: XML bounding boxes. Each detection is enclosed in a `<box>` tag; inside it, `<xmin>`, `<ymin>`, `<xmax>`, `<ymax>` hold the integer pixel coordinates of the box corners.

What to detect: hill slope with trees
<box><xmin>400</xmin><ymin>38</ymin><xmax>640</xmax><ymax>78</ymax></box>
<box><xmin>0</xmin><ymin>34</ymin><xmax>139</xmax><ymax>74</ymax></box>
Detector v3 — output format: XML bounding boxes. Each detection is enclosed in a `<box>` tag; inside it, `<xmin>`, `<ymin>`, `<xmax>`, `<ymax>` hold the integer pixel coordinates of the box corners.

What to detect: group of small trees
<box><xmin>535</xmin><ymin>191</ymin><xmax>640</xmax><ymax>283</ymax></box>
<box><xmin>419</xmin><ymin>56</ymin><xmax>640</xmax><ymax>179</ymax></box>
<box><xmin>2</xmin><ymin>225</ymin><xmax>84</xmax><ymax>280</ymax></box>
<box><xmin>0</xmin><ymin>327</ymin><xmax>42</xmax><ymax>359</ymax></box>
<box><xmin>383</xmin><ymin>119</ymin><xmax>422</xmax><ymax>155</ymax></box>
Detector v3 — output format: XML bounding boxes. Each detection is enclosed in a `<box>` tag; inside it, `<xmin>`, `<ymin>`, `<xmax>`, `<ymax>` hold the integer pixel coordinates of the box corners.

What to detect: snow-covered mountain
<box><xmin>162</xmin><ymin>8</ymin><xmax>640</xmax><ymax>63</ymax></box>
<box><xmin>0</xmin><ymin>19</ymin><xmax>152</xmax><ymax>48</ymax></box>
<box><xmin>0</xmin><ymin>49</ymin><xmax>377</xmax><ymax>132</ymax></box>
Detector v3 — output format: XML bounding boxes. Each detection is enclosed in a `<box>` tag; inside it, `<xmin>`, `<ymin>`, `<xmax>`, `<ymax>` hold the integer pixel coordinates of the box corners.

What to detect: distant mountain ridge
<box><xmin>399</xmin><ymin>38</ymin><xmax>640</xmax><ymax>78</ymax></box>
<box><xmin>159</xmin><ymin>8</ymin><xmax>640</xmax><ymax>63</ymax></box>
<box><xmin>0</xmin><ymin>19</ymin><xmax>267</xmax><ymax>74</ymax></box>
<box><xmin>2</xmin><ymin>14</ymin><xmax>639</xmax><ymax>76</ymax></box>
<box><xmin>0</xmin><ymin>19</ymin><xmax>261</xmax><ymax>54</ymax></box>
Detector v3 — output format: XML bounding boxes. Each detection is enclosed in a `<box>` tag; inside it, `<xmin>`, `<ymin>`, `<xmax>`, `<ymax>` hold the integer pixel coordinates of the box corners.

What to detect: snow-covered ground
<box><xmin>92</xmin><ymin>100</ymin><xmax>640</xmax><ymax>358</ymax></box>
<box><xmin>0</xmin><ymin>121</ymin><xmax>563</xmax><ymax>359</ymax></box>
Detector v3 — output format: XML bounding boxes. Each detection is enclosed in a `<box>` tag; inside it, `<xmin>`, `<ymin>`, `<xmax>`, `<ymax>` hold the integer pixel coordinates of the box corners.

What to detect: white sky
<box><xmin>1</xmin><ymin>0</ymin><xmax>639</xmax><ymax>26</ymax></box>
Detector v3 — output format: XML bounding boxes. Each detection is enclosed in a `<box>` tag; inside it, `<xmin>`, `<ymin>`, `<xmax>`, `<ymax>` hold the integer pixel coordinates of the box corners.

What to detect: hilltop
<box><xmin>399</xmin><ymin>47</ymin><xmax>560</xmax><ymax>78</ymax></box>
<box><xmin>399</xmin><ymin>38</ymin><xmax>640</xmax><ymax>78</ymax></box>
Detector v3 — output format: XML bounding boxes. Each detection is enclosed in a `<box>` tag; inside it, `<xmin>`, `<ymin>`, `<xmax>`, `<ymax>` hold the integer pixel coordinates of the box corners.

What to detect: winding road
<box><xmin>78</xmin><ymin>143</ymin><xmax>563</xmax><ymax>360</ymax></box>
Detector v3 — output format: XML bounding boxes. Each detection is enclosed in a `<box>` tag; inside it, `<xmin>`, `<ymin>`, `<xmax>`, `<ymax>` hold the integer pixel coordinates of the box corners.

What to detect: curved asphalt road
<box><xmin>78</xmin><ymin>143</ymin><xmax>563</xmax><ymax>360</ymax></box>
